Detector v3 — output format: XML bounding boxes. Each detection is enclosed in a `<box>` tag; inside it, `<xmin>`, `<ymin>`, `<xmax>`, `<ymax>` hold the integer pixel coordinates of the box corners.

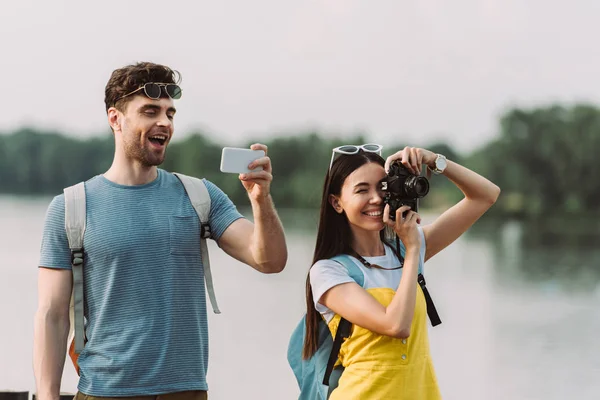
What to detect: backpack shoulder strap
<box><xmin>63</xmin><ymin>182</ymin><xmax>86</xmax><ymax>354</ymax></box>
<box><xmin>173</xmin><ymin>173</ymin><xmax>220</xmax><ymax>314</ymax></box>
<box><xmin>173</xmin><ymin>173</ymin><xmax>211</xmax><ymax>224</ymax></box>
<box><xmin>331</xmin><ymin>254</ymin><xmax>365</xmax><ymax>287</ymax></box>
<box><xmin>321</xmin><ymin>254</ymin><xmax>365</xmax><ymax>386</ymax></box>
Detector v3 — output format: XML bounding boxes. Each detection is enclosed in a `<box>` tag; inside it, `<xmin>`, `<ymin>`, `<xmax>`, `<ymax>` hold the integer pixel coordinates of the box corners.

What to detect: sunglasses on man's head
<box><xmin>116</xmin><ymin>82</ymin><xmax>182</xmax><ymax>105</ymax></box>
<box><xmin>329</xmin><ymin>143</ymin><xmax>383</xmax><ymax>170</ymax></box>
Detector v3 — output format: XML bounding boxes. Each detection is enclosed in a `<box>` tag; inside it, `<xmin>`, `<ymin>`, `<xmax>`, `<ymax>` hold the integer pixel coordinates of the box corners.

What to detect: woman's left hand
<box><xmin>384</xmin><ymin>146</ymin><xmax>437</xmax><ymax>176</ymax></box>
<box><xmin>239</xmin><ymin>143</ymin><xmax>273</xmax><ymax>201</ymax></box>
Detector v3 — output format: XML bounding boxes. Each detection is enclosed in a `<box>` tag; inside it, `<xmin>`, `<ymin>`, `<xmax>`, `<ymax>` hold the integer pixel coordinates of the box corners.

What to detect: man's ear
<box><xmin>107</xmin><ymin>107</ymin><xmax>121</xmax><ymax>133</ymax></box>
<box><xmin>328</xmin><ymin>194</ymin><xmax>343</xmax><ymax>214</ymax></box>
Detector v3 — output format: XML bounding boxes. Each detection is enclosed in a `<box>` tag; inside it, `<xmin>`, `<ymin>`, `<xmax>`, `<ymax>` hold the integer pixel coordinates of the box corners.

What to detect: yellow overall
<box><xmin>328</xmin><ymin>286</ymin><xmax>441</xmax><ymax>399</ymax></box>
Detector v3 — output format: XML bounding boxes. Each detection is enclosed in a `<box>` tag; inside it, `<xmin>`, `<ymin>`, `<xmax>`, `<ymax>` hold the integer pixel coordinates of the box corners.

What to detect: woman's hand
<box><xmin>383</xmin><ymin>204</ymin><xmax>421</xmax><ymax>250</ymax></box>
<box><xmin>384</xmin><ymin>146</ymin><xmax>437</xmax><ymax>176</ymax></box>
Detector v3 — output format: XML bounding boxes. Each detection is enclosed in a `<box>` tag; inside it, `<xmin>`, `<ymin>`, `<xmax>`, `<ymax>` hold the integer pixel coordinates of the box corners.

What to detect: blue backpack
<box><xmin>287</xmin><ymin>255</ymin><xmax>363</xmax><ymax>400</ymax></box>
<box><xmin>287</xmin><ymin>254</ymin><xmax>441</xmax><ymax>400</ymax></box>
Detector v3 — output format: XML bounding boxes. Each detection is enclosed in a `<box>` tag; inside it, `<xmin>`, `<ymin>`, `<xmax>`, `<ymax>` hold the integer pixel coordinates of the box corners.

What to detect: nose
<box><xmin>156</xmin><ymin>113</ymin><xmax>173</xmax><ymax>129</ymax></box>
<box><xmin>371</xmin><ymin>189</ymin><xmax>383</xmax><ymax>204</ymax></box>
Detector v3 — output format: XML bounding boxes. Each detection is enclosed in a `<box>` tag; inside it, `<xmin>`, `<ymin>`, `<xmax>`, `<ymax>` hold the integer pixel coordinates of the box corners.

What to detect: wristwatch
<box><xmin>429</xmin><ymin>154</ymin><xmax>447</xmax><ymax>174</ymax></box>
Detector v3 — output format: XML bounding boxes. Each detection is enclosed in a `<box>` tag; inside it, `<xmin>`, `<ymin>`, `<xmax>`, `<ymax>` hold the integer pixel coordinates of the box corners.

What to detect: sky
<box><xmin>1</xmin><ymin>0</ymin><xmax>599</xmax><ymax>152</ymax></box>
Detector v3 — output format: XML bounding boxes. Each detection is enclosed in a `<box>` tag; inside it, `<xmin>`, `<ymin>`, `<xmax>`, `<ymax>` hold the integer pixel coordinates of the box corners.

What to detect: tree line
<box><xmin>1</xmin><ymin>103</ymin><xmax>598</xmax><ymax>220</ymax></box>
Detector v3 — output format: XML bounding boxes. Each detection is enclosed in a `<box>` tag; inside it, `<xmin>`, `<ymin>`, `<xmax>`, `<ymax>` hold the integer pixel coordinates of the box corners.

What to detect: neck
<box><xmin>350</xmin><ymin>228</ymin><xmax>385</xmax><ymax>257</ymax></box>
<box><xmin>104</xmin><ymin>153</ymin><xmax>158</xmax><ymax>186</ymax></box>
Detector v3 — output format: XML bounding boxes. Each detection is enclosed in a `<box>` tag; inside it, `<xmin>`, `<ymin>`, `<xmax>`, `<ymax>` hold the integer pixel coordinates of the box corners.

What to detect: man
<box><xmin>33</xmin><ymin>62</ymin><xmax>288</xmax><ymax>400</ymax></box>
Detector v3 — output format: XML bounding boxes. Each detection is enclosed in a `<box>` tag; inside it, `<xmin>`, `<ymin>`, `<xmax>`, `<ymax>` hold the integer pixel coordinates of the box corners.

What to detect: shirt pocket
<box><xmin>169</xmin><ymin>215</ymin><xmax>200</xmax><ymax>256</ymax></box>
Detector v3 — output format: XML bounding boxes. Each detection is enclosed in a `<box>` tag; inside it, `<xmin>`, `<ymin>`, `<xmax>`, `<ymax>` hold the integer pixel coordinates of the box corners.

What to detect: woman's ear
<box><xmin>328</xmin><ymin>194</ymin><xmax>343</xmax><ymax>214</ymax></box>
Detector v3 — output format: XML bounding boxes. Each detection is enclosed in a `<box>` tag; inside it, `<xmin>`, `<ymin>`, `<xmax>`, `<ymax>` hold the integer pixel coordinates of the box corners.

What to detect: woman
<box><xmin>303</xmin><ymin>144</ymin><xmax>500</xmax><ymax>399</ymax></box>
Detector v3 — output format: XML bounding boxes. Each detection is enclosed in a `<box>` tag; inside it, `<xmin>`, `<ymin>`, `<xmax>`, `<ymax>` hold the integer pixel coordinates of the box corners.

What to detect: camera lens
<box><xmin>414</xmin><ymin>177</ymin><xmax>429</xmax><ymax>197</ymax></box>
<box><xmin>404</xmin><ymin>176</ymin><xmax>430</xmax><ymax>198</ymax></box>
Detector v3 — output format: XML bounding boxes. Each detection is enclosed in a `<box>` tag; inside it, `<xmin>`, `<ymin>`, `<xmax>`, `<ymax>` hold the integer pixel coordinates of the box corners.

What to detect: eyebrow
<box><xmin>139</xmin><ymin>104</ymin><xmax>177</xmax><ymax>114</ymax></box>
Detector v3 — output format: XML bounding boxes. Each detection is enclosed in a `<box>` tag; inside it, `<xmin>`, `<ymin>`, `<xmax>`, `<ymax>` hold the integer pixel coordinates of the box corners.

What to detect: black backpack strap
<box><xmin>323</xmin><ymin>317</ymin><xmax>352</xmax><ymax>385</ymax></box>
<box><xmin>418</xmin><ymin>273</ymin><xmax>442</xmax><ymax>326</ymax></box>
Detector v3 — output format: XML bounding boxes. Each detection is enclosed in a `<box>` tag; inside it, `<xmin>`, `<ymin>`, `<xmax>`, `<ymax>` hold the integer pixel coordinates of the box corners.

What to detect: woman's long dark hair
<box><xmin>302</xmin><ymin>150</ymin><xmax>395</xmax><ymax>359</ymax></box>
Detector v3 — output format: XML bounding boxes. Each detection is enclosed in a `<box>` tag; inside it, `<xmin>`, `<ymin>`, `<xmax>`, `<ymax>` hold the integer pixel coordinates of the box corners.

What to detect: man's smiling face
<box><xmin>116</xmin><ymin>94</ymin><xmax>176</xmax><ymax>167</ymax></box>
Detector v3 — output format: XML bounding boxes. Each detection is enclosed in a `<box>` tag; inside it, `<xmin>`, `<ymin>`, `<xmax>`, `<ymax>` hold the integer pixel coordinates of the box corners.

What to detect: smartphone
<box><xmin>220</xmin><ymin>147</ymin><xmax>265</xmax><ymax>174</ymax></box>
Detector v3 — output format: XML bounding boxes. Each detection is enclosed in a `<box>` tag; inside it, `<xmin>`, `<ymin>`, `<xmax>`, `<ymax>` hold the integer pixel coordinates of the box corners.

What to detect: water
<box><xmin>1</xmin><ymin>196</ymin><xmax>599</xmax><ymax>399</ymax></box>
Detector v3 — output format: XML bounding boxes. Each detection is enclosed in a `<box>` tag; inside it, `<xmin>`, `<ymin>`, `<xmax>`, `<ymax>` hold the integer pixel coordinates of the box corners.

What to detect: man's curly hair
<box><xmin>104</xmin><ymin>62</ymin><xmax>181</xmax><ymax>113</ymax></box>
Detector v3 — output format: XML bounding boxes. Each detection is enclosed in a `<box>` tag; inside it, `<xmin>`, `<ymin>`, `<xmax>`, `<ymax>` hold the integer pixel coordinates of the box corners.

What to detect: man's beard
<box><xmin>124</xmin><ymin>138</ymin><xmax>166</xmax><ymax>167</ymax></box>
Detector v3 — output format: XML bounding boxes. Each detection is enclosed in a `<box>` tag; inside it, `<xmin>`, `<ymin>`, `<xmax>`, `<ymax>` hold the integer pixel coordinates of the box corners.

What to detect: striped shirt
<box><xmin>39</xmin><ymin>169</ymin><xmax>244</xmax><ymax>396</ymax></box>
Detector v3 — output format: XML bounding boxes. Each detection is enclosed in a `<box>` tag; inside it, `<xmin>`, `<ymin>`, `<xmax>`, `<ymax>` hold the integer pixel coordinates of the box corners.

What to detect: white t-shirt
<box><xmin>309</xmin><ymin>227</ymin><xmax>427</xmax><ymax>323</ymax></box>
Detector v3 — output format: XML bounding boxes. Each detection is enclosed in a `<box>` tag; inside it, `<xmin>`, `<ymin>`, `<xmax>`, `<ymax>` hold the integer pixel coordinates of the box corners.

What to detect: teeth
<box><xmin>365</xmin><ymin>211</ymin><xmax>382</xmax><ymax>216</ymax></box>
<box><xmin>150</xmin><ymin>135</ymin><xmax>167</xmax><ymax>140</ymax></box>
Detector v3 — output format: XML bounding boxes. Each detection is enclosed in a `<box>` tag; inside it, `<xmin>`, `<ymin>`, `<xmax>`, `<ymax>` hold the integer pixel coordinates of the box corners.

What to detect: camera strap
<box><xmin>353</xmin><ymin>237</ymin><xmax>442</xmax><ymax>327</ymax></box>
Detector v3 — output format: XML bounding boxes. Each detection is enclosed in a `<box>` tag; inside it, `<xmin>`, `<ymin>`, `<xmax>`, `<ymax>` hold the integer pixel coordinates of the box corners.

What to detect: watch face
<box><xmin>436</xmin><ymin>156</ymin><xmax>447</xmax><ymax>170</ymax></box>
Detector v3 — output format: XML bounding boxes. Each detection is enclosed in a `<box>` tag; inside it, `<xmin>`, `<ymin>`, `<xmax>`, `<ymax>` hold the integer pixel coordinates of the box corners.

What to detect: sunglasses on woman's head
<box><xmin>329</xmin><ymin>144</ymin><xmax>383</xmax><ymax>170</ymax></box>
<box><xmin>115</xmin><ymin>82</ymin><xmax>182</xmax><ymax>105</ymax></box>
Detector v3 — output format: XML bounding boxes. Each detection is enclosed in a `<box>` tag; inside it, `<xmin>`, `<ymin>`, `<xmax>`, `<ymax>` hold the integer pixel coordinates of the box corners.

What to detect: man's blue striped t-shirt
<box><xmin>39</xmin><ymin>169</ymin><xmax>244</xmax><ymax>396</ymax></box>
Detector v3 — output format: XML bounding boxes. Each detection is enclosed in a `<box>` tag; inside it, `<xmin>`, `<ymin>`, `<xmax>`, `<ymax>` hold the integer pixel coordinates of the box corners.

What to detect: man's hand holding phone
<box><xmin>220</xmin><ymin>144</ymin><xmax>273</xmax><ymax>201</ymax></box>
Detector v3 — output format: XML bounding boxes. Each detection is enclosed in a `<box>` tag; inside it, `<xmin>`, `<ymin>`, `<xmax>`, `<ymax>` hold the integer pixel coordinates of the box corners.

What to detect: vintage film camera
<box><xmin>382</xmin><ymin>161</ymin><xmax>430</xmax><ymax>220</ymax></box>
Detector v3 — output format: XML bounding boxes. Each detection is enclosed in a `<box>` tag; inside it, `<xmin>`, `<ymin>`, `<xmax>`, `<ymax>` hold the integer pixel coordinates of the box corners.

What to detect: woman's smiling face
<box><xmin>331</xmin><ymin>161</ymin><xmax>387</xmax><ymax>233</ymax></box>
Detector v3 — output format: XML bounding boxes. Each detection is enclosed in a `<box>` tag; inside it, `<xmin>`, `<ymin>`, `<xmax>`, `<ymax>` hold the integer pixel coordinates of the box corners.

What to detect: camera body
<box><xmin>382</xmin><ymin>161</ymin><xmax>430</xmax><ymax>220</ymax></box>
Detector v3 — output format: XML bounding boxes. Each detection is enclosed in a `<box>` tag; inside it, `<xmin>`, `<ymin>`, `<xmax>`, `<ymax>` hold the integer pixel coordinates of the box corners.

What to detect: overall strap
<box><xmin>63</xmin><ymin>182</ymin><xmax>86</xmax><ymax>354</ymax></box>
<box><xmin>173</xmin><ymin>173</ymin><xmax>220</xmax><ymax>314</ymax></box>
